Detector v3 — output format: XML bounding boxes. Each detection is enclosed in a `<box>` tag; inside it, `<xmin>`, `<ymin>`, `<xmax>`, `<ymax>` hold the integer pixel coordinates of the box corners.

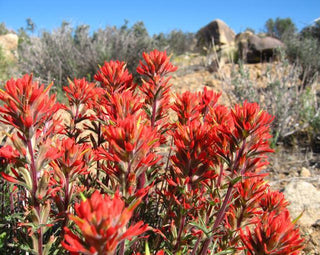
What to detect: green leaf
<box><xmin>229</xmin><ymin>175</ymin><xmax>242</xmax><ymax>186</ymax></box>
<box><xmin>145</xmin><ymin>241</ymin><xmax>150</xmax><ymax>255</ymax></box>
<box><xmin>292</xmin><ymin>210</ymin><xmax>304</xmax><ymax>224</ymax></box>
<box><xmin>214</xmin><ymin>249</ymin><xmax>236</xmax><ymax>255</ymax></box>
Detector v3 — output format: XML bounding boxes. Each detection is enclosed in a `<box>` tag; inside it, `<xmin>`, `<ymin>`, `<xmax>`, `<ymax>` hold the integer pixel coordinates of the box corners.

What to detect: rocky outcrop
<box><xmin>283</xmin><ymin>180</ymin><xmax>320</xmax><ymax>226</ymax></box>
<box><xmin>196</xmin><ymin>20</ymin><xmax>285</xmax><ymax>65</ymax></box>
<box><xmin>235</xmin><ymin>32</ymin><xmax>284</xmax><ymax>63</ymax></box>
<box><xmin>0</xmin><ymin>33</ymin><xmax>19</xmax><ymax>61</ymax></box>
<box><xmin>196</xmin><ymin>19</ymin><xmax>236</xmax><ymax>52</ymax></box>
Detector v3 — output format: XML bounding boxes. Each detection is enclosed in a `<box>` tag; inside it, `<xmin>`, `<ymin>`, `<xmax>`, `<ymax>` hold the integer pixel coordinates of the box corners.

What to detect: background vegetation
<box><xmin>0</xmin><ymin>17</ymin><xmax>320</xmax><ymax>147</ymax></box>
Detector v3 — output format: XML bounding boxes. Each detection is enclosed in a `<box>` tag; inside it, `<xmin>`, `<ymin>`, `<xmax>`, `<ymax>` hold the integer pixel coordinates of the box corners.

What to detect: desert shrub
<box><xmin>300</xmin><ymin>20</ymin><xmax>320</xmax><ymax>42</ymax></box>
<box><xmin>18</xmin><ymin>20</ymin><xmax>195</xmax><ymax>91</ymax></box>
<box><xmin>0</xmin><ymin>23</ymin><xmax>9</xmax><ymax>35</ymax></box>
<box><xmin>165</xmin><ymin>30</ymin><xmax>195</xmax><ymax>55</ymax></box>
<box><xmin>18</xmin><ymin>21</ymin><xmax>154</xmax><ymax>87</ymax></box>
<box><xmin>0</xmin><ymin>46</ymin><xmax>15</xmax><ymax>84</ymax></box>
<box><xmin>264</xmin><ymin>17</ymin><xmax>297</xmax><ymax>40</ymax></box>
<box><xmin>0</xmin><ymin>50</ymin><xmax>304</xmax><ymax>254</ymax></box>
<box><xmin>223</xmin><ymin>55</ymin><xmax>319</xmax><ymax>146</ymax></box>
<box><xmin>152</xmin><ymin>30</ymin><xmax>196</xmax><ymax>56</ymax></box>
<box><xmin>285</xmin><ymin>32</ymin><xmax>320</xmax><ymax>85</ymax></box>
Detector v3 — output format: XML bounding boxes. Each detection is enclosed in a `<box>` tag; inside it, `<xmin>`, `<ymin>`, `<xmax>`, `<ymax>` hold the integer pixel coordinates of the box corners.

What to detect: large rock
<box><xmin>236</xmin><ymin>32</ymin><xmax>284</xmax><ymax>63</ymax></box>
<box><xmin>196</xmin><ymin>19</ymin><xmax>235</xmax><ymax>51</ymax></box>
<box><xmin>0</xmin><ymin>33</ymin><xmax>19</xmax><ymax>61</ymax></box>
<box><xmin>283</xmin><ymin>180</ymin><xmax>320</xmax><ymax>226</ymax></box>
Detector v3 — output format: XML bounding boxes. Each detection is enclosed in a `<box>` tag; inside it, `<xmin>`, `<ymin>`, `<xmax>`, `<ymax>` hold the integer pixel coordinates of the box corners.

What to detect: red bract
<box><xmin>199</xmin><ymin>87</ymin><xmax>221</xmax><ymax>117</ymax></box>
<box><xmin>50</xmin><ymin>138</ymin><xmax>91</xmax><ymax>181</ymax></box>
<box><xmin>171</xmin><ymin>91</ymin><xmax>202</xmax><ymax>125</ymax></box>
<box><xmin>234</xmin><ymin>177</ymin><xmax>268</xmax><ymax>207</ymax></box>
<box><xmin>105</xmin><ymin>90</ymin><xmax>145</xmax><ymax>122</ymax></box>
<box><xmin>170</xmin><ymin>120</ymin><xmax>216</xmax><ymax>183</ymax></box>
<box><xmin>0</xmin><ymin>145</ymin><xmax>19</xmax><ymax>162</ymax></box>
<box><xmin>259</xmin><ymin>189</ymin><xmax>290</xmax><ymax>214</ymax></box>
<box><xmin>231</xmin><ymin>101</ymin><xmax>274</xmax><ymax>140</ymax></box>
<box><xmin>139</xmin><ymin>77</ymin><xmax>171</xmax><ymax>131</ymax></box>
<box><xmin>62</xmin><ymin>191</ymin><xmax>148</xmax><ymax>255</ymax></box>
<box><xmin>226</xmin><ymin>177</ymin><xmax>268</xmax><ymax>230</ymax></box>
<box><xmin>206</xmin><ymin>105</ymin><xmax>233</xmax><ymax>128</ymax></box>
<box><xmin>64</xmin><ymin>78</ymin><xmax>96</xmax><ymax>107</ymax></box>
<box><xmin>0</xmin><ymin>74</ymin><xmax>59</xmax><ymax>137</ymax></box>
<box><xmin>171</xmin><ymin>88</ymin><xmax>221</xmax><ymax>125</ymax></box>
<box><xmin>94</xmin><ymin>60</ymin><xmax>135</xmax><ymax>93</ymax></box>
<box><xmin>137</xmin><ymin>50</ymin><xmax>177</xmax><ymax>132</ymax></box>
<box><xmin>96</xmin><ymin>114</ymin><xmax>160</xmax><ymax>196</ymax></box>
<box><xmin>240</xmin><ymin>210</ymin><xmax>304</xmax><ymax>254</ymax></box>
<box><xmin>137</xmin><ymin>50</ymin><xmax>177</xmax><ymax>78</ymax></box>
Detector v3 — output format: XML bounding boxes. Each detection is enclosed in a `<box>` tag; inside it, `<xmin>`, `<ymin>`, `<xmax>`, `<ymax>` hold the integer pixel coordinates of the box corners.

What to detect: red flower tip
<box><xmin>63</xmin><ymin>191</ymin><xmax>148</xmax><ymax>254</ymax></box>
<box><xmin>0</xmin><ymin>74</ymin><xmax>59</xmax><ymax>135</ymax></box>
<box><xmin>137</xmin><ymin>50</ymin><xmax>177</xmax><ymax>77</ymax></box>
<box><xmin>94</xmin><ymin>60</ymin><xmax>135</xmax><ymax>93</ymax></box>
<box><xmin>240</xmin><ymin>210</ymin><xmax>304</xmax><ymax>254</ymax></box>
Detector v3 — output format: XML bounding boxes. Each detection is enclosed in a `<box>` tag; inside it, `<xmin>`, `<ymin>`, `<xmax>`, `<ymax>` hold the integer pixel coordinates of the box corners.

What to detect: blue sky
<box><xmin>1</xmin><ymin>0</ymin><xmax>319</xmax><ymax>35</ymax></box>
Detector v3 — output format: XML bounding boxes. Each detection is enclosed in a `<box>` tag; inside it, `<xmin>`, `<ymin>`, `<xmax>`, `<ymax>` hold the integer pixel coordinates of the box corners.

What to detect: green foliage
<box><xmin>153</xmin><ymin>30</ymin><xmax>195</xmax><ymax>56</ymax></box>
<box><xmin>166</xmin><ymin>30</ymin><xmax>195</xmax><ymax>55</ymax></box>
<box><xmin>17</xmin><ymin>20</ymin><xmax>195</xmax><ymax>90</ymax></box>
<box><xmin>0</xmin><ymin>46</ymin><xmax>15</xmax><ymax>83</ymax></box>
<box><xmin>18</xmin><ymin>21</ymin><xmax>154</xmax><ymax>87</ymax></box>
<box><xmin>264</xmin><ymin>17</ymin><xmax>297</xmax><ymax>40</ymax></box>
<box><xmin>244</xmin><ymin>27</ymin><xmax>255</xmax><ymax>34</ymax></box>
<box><xmin>0</xmin><ymin>180</ymin><xmax>26</xmax><ymax>254</ymax></box>
<box><xmin>226</xmin><ymin>55</ymin><xmax>319</xmax><ymax>147</ymax></box>
<box><xmin>263</xmin><ymin>17</ymin><xmax>320</xmax><ymax>87</ymax></box>
<box><xmin>285</xmin><ymin>32</ymin><xmax>320</xmax><ymax>85</ymax></box>
<box><xmin>301</xmin><ymin>20</ymin><xmax>320</xmax><ymax>42</ymax></box>
<box><xmin>0</xmin><ymin>23</ymin><xmax>9</xmax><ymax>35</ymax></box>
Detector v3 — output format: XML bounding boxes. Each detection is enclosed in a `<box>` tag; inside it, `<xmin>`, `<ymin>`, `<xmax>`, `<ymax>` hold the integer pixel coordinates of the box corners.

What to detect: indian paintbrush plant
<box><xmin>0</xmin><ymin>50</ymin><xmax>304</xmax><ymax>254</ymax></box>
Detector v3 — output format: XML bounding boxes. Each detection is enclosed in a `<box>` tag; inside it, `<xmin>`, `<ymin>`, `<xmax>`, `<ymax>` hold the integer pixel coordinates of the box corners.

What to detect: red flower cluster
<box><xmin>0</xmin><ymin>74</ymin><xmax>59</xmax><ymax>137</ymax></box>
<box><xmin>96</xmin><ymin>114</ymin><xmax>160</xmax><ymax>197</ymax></box>
<box><xmin>64</xmin><ymin>78</ymin><xmax>97</xmax><ymax>107</ymax></box>
<box><xmin>95</xmin><ymin>60</ymin><xmax>136</xmax><ymax>93</ymax></box>
<box><xmin>0</xmin><ymin>50</ymin><xmax>305</xmax><ymax>255</ymax></box>
<box><xmin>51</xmin><ymin>138</ymin><xmax>91</xmax><ymax>181</ymax></box>
<box><xmin>137</xmin><ymin>50</ymin><xmax>177</xmax><ymax>131</ymax></box>
<box><xmin>240</xmin><ymin>210</ymin><xmax>304</xmax><ymax>254</ymax></box>
<box><xmin>137</xmin><ymin>50</ymin><xmax>177</xmax><ymax>78</ymax></box>
<box><xmin>62</xmin><ymin>191</ymin><xmax>148</xmax><ymax>255</ymax></box>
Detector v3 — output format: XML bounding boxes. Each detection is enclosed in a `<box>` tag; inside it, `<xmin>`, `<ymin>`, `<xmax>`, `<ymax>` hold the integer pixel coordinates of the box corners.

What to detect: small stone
<box><xmin>283</xmin><ymin>181</ymin><xmax>320</xmax><ymax>226</ymax></box>
<box><xmin>300</xmin><ymin>167</ymin><xmax>311</xmax><ymax>178</ymax></box>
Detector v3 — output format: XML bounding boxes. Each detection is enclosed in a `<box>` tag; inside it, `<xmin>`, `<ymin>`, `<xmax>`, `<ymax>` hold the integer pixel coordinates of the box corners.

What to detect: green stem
<box><xmin>27</xmin><ymin>138</ymin><xmax>43</xmax><ymax>255</ymax></box>
<box><xmin>199</xmin><ymin>183</ymin><xmax>234</xmax><ymax>255</ymax></box>
<box><xmin>174</xmin><ymin>215</ymin><xmax>186</xmax><ymax>253</ymax></box>
<box><xmin>118</xmin><ymin>240</ymin><xmax>125</xmax><ymax>255</ymax></box>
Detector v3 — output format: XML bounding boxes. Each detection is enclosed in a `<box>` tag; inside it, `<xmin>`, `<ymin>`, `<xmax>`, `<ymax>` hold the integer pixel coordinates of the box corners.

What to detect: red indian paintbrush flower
<box><xmin>0</xmin><ymin>145</ymin><xmax>19</xmax><ymax>162</ymax></box>
<box><xmin>231</xmin><ymin>101</ymin><xmax>274</xmax><ymax>140</ymax></box>
<box><xmin>96</xmin><ymin>114</ymin><xmax>161</xmax><ymax>196</ymax></box>
<box><xmin>105</xmin><ymin>90</ymin><xmax>145</xmax><ymax>122</ymax></box>
<box><xmin>137</xmin><ymin>50</ymin><xmax>177</xmax><ymax>78</ymax></box>
<box><xmin>64</xmin><ymin>78</ymin><xmax>97</xmax><ymax>107</ymax></box>
<box><xmin>240</xmin><ymin>210</ymin><xmax>304</xmax><ymax>254</ymax></box>
<box><xmin>225</xmin><ymin>177</ymin><xmax>269</xmax><ymax>231</ymax></box>
<box><xmin>137</xmin><ymin>50</ymin><xmax>177</xmax><ymax>133</ymax></box>
<box><xmin>199</xmin><ymin>87</ymin><xmax>221</xmax><ymax>117</ymax></box>
<box><xmin>62</xmin><ymin>191</ymin><xmax>148</xmax><ymax>255</ymax></box>
<box><xmin>94</xmin><ymin>60</ymin><xmax>136</xmax><ymax>94</ymax></box>
<box><xmin>50</xmin><ymin>138</ymin><xmax>91</xmax><ymax>182</ymax></box>
<box><xmin>259</xmin><ymin>189</ymin><xmax>290</xmax><ymax>214</ymax></box>
<box><xmin>170</xmin><ymin>120</ymin><xmax>216</xmax><ymax>183</ymax></box>
<box><xmin>0</xmin><ymin>74</ymin><xmax>59</xmax><ymax>138</ymax></box>
<box><xmin>171</xmin><ymin>91</ymin><xmax>203</xmax><ymax>125</ymax></box>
